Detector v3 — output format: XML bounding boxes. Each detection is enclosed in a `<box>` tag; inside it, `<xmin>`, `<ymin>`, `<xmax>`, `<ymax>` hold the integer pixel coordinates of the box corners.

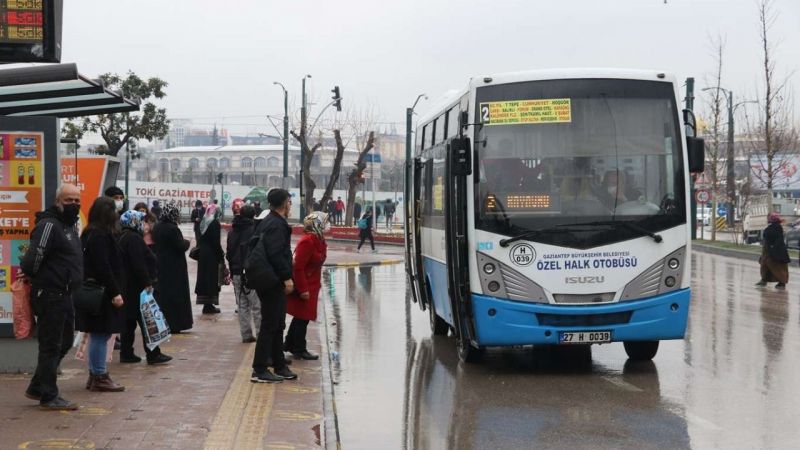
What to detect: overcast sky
<box><xmin>58</xmin><ymin>0</ymin><xmax>799</xmax><ymax>138</ymax></box>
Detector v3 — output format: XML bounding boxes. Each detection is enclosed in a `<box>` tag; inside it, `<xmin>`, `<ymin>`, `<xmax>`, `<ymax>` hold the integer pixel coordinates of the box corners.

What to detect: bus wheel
<box><xmin>623</xmin><ymin>341</ymin><xmax>659</xmax><ymax>361</ymax></box>
<box><xmin>457</xmin><ymin>334</ymin><xmax>484</xmax><ymax>363</ymax></box>
<box><xmin>428</xmin><ymin>301</ymin><xmax>449</xmax><ymax>336</ymax></box>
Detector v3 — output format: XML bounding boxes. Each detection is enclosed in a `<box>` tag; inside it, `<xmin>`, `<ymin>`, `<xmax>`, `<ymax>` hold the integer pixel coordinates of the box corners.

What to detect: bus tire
<box><xmin>623</xmin><ymin>341</ymin><xmax>659</xmax><ymax>361</ymax></box>
<box><xmin>457</xmin><ymin>334</ymin><xmax>484</xmax><ymax>363</ymax></box>
<box><xmin>429</xmin><ymin>300</ymin><xmax>449</xmax><ymax>336</ymax></box>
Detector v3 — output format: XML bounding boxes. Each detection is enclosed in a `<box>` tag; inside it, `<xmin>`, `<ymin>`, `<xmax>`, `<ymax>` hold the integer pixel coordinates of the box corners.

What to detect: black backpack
<box><xmin>242</xmin><ymin>231</ymin><xmax>279</xmax><ymax>291</ymax></box>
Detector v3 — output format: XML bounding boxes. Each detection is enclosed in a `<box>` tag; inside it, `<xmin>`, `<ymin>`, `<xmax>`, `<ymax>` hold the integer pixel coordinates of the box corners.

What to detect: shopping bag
<box><xmin>140</xmin><ymin>289</ymin><xmax>171</xmax><ymax>350</ymax></box>
<box><xmin>11</xmin><ymin>277</ymin><xmax>33</xmax><ymax>339</ymax></box>
<box><xmin>74</xmin><ymin>332</ymin><xmax>117</xmax><ymax>362</ymax></box>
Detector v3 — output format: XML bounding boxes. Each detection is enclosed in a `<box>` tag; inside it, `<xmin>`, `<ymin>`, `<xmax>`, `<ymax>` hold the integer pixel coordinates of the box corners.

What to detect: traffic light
<box><xmin>331</xmin><ymin>86</ymin><xmax>342</xmax><ymax>112</ymax></box>
<box><xmin>216</xmin><ymin>172</ymin><xmax>223</xmax><ymax>183</ymax></box>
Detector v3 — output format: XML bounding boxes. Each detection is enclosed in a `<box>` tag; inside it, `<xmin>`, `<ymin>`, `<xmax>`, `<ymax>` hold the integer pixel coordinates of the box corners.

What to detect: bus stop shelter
<box><xmin>0</xmin><ymin>63</ymin><xmax>140</xmax><ymax>372</ymax></box>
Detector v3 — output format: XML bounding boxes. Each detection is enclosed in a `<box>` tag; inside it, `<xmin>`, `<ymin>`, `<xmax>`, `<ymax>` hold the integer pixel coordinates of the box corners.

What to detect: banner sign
<box><xmin>480</xmin><ymin>99</ymin><xmax>572</xmax><ymax>126</ymax></box>
<box><xmin>0</xmin><ymin>131</ymin><xmax>44</xmax><ymax>323</ymax></box>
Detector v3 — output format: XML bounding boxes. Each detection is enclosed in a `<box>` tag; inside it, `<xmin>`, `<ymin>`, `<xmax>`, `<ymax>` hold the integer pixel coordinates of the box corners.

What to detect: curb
<box><xmin>693</xmin><ymin>244</ymin><xmax>760</xmax><ymax>262</ymax></box>
<box><xmin>323</xmin><ymin>258</ymin><xmax>404</xmax><ymax>268</ymax></box>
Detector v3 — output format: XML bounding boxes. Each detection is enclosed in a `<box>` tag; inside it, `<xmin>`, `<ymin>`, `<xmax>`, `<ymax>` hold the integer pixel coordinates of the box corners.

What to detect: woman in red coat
<box><xmin>285</xmin><ymin>212</ymin><xmax>329</xmax><ymax>360</ymax></box>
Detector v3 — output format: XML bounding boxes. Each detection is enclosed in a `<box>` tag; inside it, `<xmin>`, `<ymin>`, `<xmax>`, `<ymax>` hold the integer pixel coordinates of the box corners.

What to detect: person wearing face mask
<box><xmin>105</xmin><ymin>186</ymin><xmax>126</xmax><ymax>215</ymax></box>
<box><xmin>251</xmin><ymin>189</ymin><xmax>297</xmax><ymax>383</ymax></box>
<box><xmin>20</xmin><ymin>184</ymin><xmax>84</xmax><ymax>410</ymax></box>
<box><xmin>190</xmin><ymin>200</ymin><xmax>206</xmax><ymax>243</ymax></box>
<box><xmin>284</xmin><ymin>212</ymin><xmax>329</xmax><ymax>360</ymax></box>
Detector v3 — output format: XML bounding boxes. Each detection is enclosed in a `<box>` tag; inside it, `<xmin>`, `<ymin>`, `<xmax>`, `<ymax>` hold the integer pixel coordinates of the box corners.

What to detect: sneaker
<box><xmin>291</xmin><ymin>350</ymin><xmax>320</xmax><ymax>360</ymax></box>
<box><xmin>242</xmin><ymin>337</ymin><xmax>256</xmax><ymax>343</ymax></box>
<box><xmin>356</xmin><ymin>248</ymin><xmax>361</xmax><ymax>253</ymax></box>
<box><xmin>147</xmin><ymin>353</ymin><xmax>173</xmax><ymax>365</ymax></box>
<box><xmin>776</xmin><ymin>283</ymin><xmax>786</xmax><ymax>290</ymax></box>
<box><xmin>39</xmin><ymin>396</ymin><xmax>79</xmax><ymax>411</ymax></box>
<box><xmin>250</xmin><ymin>370</ymin><xmax>283</xmax><ymax>383</ymax></box>
<box><xmin>120</xmin><ymin>353</ymin><xmax>142</xmax><ymax>363</ymax></box>
<box><xmin>274</xmin><ymin>367</ymin><xmax>298</xmax><ymax>380</ymax></box>
<box><xmin>24</xmin><ymin>388</ymin><xmax>41</xmax><ymax>401</ymax></box>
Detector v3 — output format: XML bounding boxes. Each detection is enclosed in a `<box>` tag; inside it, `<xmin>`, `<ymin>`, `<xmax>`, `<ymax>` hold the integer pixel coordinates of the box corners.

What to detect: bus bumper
<box><xmin>471</xmin><ymin>289</ymin><xmax>690</xmax><ymax>346</ymax></box>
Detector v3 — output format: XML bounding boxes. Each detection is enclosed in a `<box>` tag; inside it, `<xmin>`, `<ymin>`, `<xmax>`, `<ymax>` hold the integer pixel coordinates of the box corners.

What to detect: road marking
<box><xmin>274</xmin><ymin>410</ymin><xmax>322</xmax><ymax>421</ymax></box>
<box><xmin>601</xmin><ymin>376</ymin><xmax>643</xmax><ymax>392</ymax></box>
<box><xmin>17</xmin><ymin>439</ymin><xmax>95</xmax><ymax>449</ymax></box>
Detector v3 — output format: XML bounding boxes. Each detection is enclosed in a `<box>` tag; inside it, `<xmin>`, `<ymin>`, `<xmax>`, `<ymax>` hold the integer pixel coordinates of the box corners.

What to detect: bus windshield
<box><xmin>475</xmin><ymin>79</ymin><xmax>686</xmax><ymax>249</ymax></box>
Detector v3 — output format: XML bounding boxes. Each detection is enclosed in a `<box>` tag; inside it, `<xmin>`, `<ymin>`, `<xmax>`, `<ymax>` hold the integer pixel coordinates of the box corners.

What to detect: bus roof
<box><xmin>417</xmin><ymin>68</ymin><xmax>676</xmax><ymax>125</ymax></box>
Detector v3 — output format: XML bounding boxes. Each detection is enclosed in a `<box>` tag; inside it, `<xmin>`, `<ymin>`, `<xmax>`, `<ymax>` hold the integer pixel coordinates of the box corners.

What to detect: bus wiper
<box><xmin>498</xmin><ymin>227</ymin><xmax>572</xmax><ymax>247</ymax></box>
<box><xmin>573</xmin><ymin>220</ymin><xmax>663</xmax><ymax>243</ymax></box>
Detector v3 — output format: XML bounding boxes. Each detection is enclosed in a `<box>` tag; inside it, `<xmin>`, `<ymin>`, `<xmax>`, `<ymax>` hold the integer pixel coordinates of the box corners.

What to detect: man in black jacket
<box><xmin>227</xmin><ymin>205</ymin><xmax>261</xmax><ymax>343</ymax></box>
<box><xmin>20</xmin><ymin>184</ymin><xmax>83</xmax><ymax>410</ymax></box>
<box><xmin>250</xmin><ymin>189</ymin><xmax>297</xmax><ymax>383</ymax></box>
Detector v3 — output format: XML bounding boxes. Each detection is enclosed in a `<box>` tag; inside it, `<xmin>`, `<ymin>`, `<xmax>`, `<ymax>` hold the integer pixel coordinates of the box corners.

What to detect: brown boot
<box><xmin>89</xmin><ymin>373</ymin><xmax>125</xmax><ymax>392</ymax></box>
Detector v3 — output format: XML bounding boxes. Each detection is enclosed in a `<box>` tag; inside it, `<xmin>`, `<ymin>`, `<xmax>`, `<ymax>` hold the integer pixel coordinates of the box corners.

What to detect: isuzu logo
<box><xmin>565</xmin><ymin>276</ymin><xmax>605</xmax><ymax>284</ymax></box>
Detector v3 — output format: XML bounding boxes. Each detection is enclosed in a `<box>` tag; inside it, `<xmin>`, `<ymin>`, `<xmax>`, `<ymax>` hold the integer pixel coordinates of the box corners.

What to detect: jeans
<box><xmin>28</xmin><ymin>290</ymin><xmax>74</xmax><ymax>403</ymax></box>
<box><xmin>234</xmin><ymin>275</ymin><xmax>261</xmax><ymax>340</ymax></box>
<box><xmin>88</xmin><ymin>333</ymin><xmax>111</xmax><ymax>375</ymax></box>
<box><xmin>358</xmin><ymin>229</ymin><xmax>375</xmax><ymax>250</ymax></box>
<box><xmin>252</xmin><ymin>287</ymin><xmax>287</xmax><ymax>372</ymax></box>
<box><xmin>284</xmin><ymin>318</ymin><xmax>309</xmax><ymax>352</ymax></box>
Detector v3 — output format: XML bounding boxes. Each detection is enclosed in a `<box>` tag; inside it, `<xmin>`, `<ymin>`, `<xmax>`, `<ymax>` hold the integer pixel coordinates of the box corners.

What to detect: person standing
<box><xmin>757</xmin><ymin>212</ymin><xmax>790</xmax><ymax>289</ymax></box>
<box><xmin>152</xmin><ymin>202</ymin><xmax>194</xmax><ymax>332</ymax></box>
<box><xmin>21</xmin><ymin>184</ymin><xmax>83</xmax><ymax>410</ymax></box>
<box><xmin>357</xmin><ymin>208</ymin><xmax>376</xmax><ymax>253</ymax></box>
<box><xmin>384</xmin><ymin>199</ymin><xmax>395</xmax><ymax>228</ymax></box>
<box><xmin>118</xmin><ymin>211</ymin><xmax>172</xmax><ymax>365</ymax></box>
<box><xmin>227</xmin><ymin>204</ymin><xmax>261</xmax><ymax>342</ymax></box>
<box><xmin>327</xmin><ymin>199</ymin><xmax>338</xmax><ymax>225</ymax></box>
<box><xmin>285</xmin><ymin>213</ymin><xmax>328</xmax><ymax>360</ymax></box>
<box><xmin>253</xmin><ymin>201</ymin><xmax>263</xmax><ymax>218</ymax></box>
<box><xmin>151</xmin><ymin>200</ymin><xmax>163</xmax><ymax>219</ymax></box>
<box><xmin>105</xmin><ymin>186</ymin><xmax>126</xmax><ymax>214</ymax></box>
<box><xmin>190</xmin><ymin>200</ymin><xmax>205</xmax><ymax>243</ymax></box>
<box><xmin>353</xmin><ymin>201</ymin><xmax>362</xmax><ymax>224</ymax></box>
<box><xmin>195</xmin><ymin>203</ymin><xmax>225</xmax><ymax>314</ymax></box>
<box><xmin>336</xmin><ymin>197</ymin><xmax>345</xmax><ymax>225</ymax></box>
<box><xmin>78</xmin><ymin>197</ymin><xmax>126</xmax><ymax>392</ymax></box>
<box><xmin>251</xmin><ymin>188</ymin><xmax>297</xmax><ymax>383</ymax></box>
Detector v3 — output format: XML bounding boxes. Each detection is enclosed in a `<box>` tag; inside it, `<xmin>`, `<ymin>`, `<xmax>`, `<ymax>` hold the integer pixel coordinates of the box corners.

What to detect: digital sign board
<box><xmin>0</xmin><ymin>0</ymin><xmax>61</xmax><ymax>63</ymax></box>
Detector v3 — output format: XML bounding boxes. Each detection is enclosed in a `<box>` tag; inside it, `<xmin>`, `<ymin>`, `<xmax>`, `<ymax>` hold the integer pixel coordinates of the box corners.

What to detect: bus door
<box><xmin>444</xmin><ymin>137</ymin><xmax>481</xmax><ymax>362</ymax></box>
<box><xmin>408</xmin><ymin>157</ymin><xmax>427</xmax><ymax>310</ymax></box>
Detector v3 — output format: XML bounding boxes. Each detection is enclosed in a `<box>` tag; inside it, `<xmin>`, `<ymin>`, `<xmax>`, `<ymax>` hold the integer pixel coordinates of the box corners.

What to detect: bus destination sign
<box><xmin>0</xmin><ymin>0</ymin><xmax>61</xmax><ymax>62</ymax></box>
<box><xmin>480</xmin><ymin>98</ymin><xmax>572</xmax><ymax>126</ymax></box>
<box><xmin>0</xmin><ymin>0</ymin><xmax>44</xmax><ymax>44</ymax></box>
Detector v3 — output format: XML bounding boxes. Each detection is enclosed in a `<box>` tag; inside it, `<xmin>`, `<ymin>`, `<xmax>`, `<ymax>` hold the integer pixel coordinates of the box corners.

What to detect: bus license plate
<box><xmin>559</xmin><ymin>331</ymin><xmax>611</xmax><ymax>344</ymax></box>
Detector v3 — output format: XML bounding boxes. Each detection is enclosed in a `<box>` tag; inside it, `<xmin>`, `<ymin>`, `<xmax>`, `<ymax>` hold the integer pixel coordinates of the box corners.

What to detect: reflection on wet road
<box><xmin>323</xmin><ymin>252</ymin><xmax>800</xmax><ymax>449</ymax></box>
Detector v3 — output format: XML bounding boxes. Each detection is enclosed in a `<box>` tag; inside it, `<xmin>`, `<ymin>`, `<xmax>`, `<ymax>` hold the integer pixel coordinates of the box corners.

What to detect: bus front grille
<box><xmin>536</xmin><ymin>311</ymin><xmax>632</xmax><ymax>327</ymax></box>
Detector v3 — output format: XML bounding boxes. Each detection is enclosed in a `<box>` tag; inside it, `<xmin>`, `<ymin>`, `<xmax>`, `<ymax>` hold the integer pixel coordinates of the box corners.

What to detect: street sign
<box><xmin>364</xmin><ymin>153</ymin><xmax>382</xmax><ymax>163</ymax></box>
<box><xmin>0</xmin><ymin>0</ymin><xmax>62</xmax><ymax>63</ymax></box>
<box><xmin>695</xmin><ymin>189</ymin><xmax>710</xmax><ymax>204</ymax></box>
<box><xmin>717</xmin><ymin>205</ymin><xmax>727</xmax><ymax>217</ymax></box>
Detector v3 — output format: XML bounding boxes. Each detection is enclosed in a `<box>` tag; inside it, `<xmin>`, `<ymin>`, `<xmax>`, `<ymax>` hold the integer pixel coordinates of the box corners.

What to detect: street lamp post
<box><xmin>405</xmin><ymin>94</ymin><xmax>426</xmax><ymax>230</ymax></box>
<box><xmin>273</xmin><ymin>81</ymin><xmax>289</xmax><ymax>188</ymax></box>
<box><xmin>300</xmin><ymin>74</ymin><xmax>311</xmax><ymax>220</ymax></box>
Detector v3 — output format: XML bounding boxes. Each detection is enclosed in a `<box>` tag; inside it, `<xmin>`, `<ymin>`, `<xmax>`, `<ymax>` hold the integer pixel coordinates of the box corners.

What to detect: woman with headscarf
<box><xmin>757</xmin><ymin>212</ymin><xmax>790</xmax><ymax>289</ymax></box>
<box><xmin>152</xmin><ymin>202</ymin><xmax>194</xmax><ymax>332</ymax></box>
<box><xmin>118</xmin><ymin>210</ymin><xmax>172</xmax><ymax>365</ymax></box>
<box><xmin>284</xmin><ymin>212</ymin><xmax>329</xmax><ymax>360</ymax></box>
<box><xmin>195</xmin><ymin>203</ymin><xmax>225</xmax><ymax>314</ymax></box>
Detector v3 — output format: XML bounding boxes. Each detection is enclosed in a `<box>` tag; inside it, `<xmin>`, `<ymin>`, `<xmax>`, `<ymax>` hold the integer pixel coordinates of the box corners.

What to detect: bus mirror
<box><xmin>449</xmin><ymin>137</ymin><xmax>472</xmax><ymax>176</ymax></box>
<box><xmin>687</xmin><ymin>137</ymin><xmax>705</xmax><ymax>173</ymax></box>
<box><xmin>683</xmin><ymin>109</ymin><xmax>697</xmax><ymax>138</ymax></box>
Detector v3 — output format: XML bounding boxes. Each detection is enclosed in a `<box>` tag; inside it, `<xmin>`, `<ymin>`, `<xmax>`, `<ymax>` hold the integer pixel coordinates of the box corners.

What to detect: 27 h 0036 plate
<box><xmin>559</xmin><ymin>330</ymin><xmax>612</xmax><ymax>344</ymax></box>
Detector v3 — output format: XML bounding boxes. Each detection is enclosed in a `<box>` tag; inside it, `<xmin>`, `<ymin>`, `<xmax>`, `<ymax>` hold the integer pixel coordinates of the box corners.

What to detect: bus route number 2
<box><xmin>510</xmin><ymin>243</ymin><xmax>536</xmax><ymax>267</ymax></box>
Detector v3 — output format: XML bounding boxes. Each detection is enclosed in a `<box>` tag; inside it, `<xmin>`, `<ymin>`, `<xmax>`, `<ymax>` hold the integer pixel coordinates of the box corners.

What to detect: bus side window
<box><xmin>447</xmin><ymin>107</ymin><xmax>460</xmax><ymax>138</ymax></box>
<box><xmin>421</xmin><ymin>125</ymin><xmax>428</xmax><ymax>150</ymax></box>
<box><xmin>431</xmin><ymin>118</ymin><xmax>438</xmax><ymax>148</ymax></box>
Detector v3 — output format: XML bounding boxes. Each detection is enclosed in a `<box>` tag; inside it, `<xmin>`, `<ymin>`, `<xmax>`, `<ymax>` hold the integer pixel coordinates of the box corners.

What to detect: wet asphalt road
<box><xmin>322</xmin><ymin>252</ymin><xmax>800</xmax><ymax>450</ymax></box>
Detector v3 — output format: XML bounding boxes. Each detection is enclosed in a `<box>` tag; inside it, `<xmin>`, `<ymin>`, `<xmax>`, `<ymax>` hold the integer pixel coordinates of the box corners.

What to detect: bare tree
<box><xmin>746</xmin><ymin>0</ymin><xmax>799</xmax><ymax>211</ymax></box>
<box><xmin>318</xmin><ymin>129</ymin><xmax>347</xmax><ymax>209</ymax></box>
<box><xmin>345</xmin><ymin>131</ymin><xmax>376</xmax><ymax>226</ymax></box>
<box><xmin>701</xmin><ymin>35</ymin><xmax>727</xmax><ymax>241</ymax></box>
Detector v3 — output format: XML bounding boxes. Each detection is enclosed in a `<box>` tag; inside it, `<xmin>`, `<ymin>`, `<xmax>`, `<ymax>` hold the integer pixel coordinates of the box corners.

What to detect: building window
<box><xmin>267</xmin><ymin>157</ymin><xmax>279</xmax><ymax>168</ymax></box>
<box><xmin>220</xmin><ymin>157</ymin><xmax>230</xmax><ymax>168</ymax></box>
<box><xmin>255</xmin><ymin>157</ymin><xmax>267</xmax><ymax>168</ymax></box>
<box><xmin>241</xmin><ymin>157</ymin><xmax>253</xmax><ymax>168</ymax></box>
<box><xmin>159</xmin><ymin>159</ymin><xmax>169</xmax><ymax>171</ymax></box>
<box><xmin>189</xmin><ymin>158</ymin><xmax>200</xmax><ymax>169</ymax></box>
<box><xmin>170</xmin><ymin>158</ymin><xmax>181</xmax><ymax>170</ymax></box>
<box><xmin>207</xmin><ymin>158</ymin><xmax>218</xmax><ymax>168</ymax></box>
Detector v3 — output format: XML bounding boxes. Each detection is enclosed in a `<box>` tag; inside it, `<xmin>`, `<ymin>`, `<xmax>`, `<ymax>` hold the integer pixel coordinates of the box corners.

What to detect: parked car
<box><xmin>785</xmin><ymin>219</ymin><xmax>800</xmax><ymax>250</ymax></box>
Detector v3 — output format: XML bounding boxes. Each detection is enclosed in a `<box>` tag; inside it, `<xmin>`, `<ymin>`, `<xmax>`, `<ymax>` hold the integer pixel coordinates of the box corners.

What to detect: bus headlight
<box><xmin>477</xmin><ymin>252</ymin><xmax>548</xmax><ymax>303</ymax></box>
<box><xmin>488</xmin><ymin>281</ymin><xmax>500</xmax><ymax>292</ymax></box>
<box><xmin>483</xmin><ymin>263</ymin><xmax>496</xmax><ymax>274</ymax></box>
<box><xmin>668</xmin><ymin>258</ymin><xmax>680</xmax><ymax>270</ymax></box>
<box><xmin>620</xmin><ymin>247</ymin><xmax>686</xmax><ymax>301</ymax></box>
<box><xmin>664</xmin><ymin>276</ymin><xmax>676</xmax><ymax>288</ymax></box>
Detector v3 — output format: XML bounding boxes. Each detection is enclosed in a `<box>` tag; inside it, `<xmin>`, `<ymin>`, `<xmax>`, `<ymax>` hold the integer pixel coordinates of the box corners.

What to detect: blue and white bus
<box><xmin>405</xmin><ymin>69</ymin><xmax>704</xmax><ymax>362</ymax></box>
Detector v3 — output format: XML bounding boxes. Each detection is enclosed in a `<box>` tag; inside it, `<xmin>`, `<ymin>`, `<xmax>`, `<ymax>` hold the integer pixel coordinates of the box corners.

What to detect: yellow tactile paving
<box><xmin>203</xmin><ymin>344</ymin><xmax>276</xmax><ymax>450</ymax></box>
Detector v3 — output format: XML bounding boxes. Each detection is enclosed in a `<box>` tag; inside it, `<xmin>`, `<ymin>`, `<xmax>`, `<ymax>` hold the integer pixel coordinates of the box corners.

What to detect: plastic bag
<box><xmin>11</xmin><ymin>277</ymin><xmax>33</xmax><ymax>339</ymax></box>
<box><xmin>140</xmin><ymin>289</ymin><xmax>170</xmax><ymax>350</ymax></box>
<box><xmin>74</xmin><ymin>332</ymin><xmax>117</xmax><ymax>362</ymax></box>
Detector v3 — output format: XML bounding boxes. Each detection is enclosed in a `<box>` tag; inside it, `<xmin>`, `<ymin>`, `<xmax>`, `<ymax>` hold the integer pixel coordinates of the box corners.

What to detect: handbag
<box><xmin>73</xmin><ymin>279</ymin><xmax>105</xmax><ymax>315</ymax></box>
<box><xmin>189</xmin><ymin>246</ymin><xmax>200</xmax><ymax>260</ymax></box>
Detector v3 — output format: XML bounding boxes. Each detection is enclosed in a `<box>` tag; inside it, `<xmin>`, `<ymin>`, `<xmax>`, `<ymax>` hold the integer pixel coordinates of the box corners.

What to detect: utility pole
<box><xmin>725</xmin><ymin>90</ymin><xmax>735</xmax><ymax>227</ymax></box>
<box><xmin>273</xmin><ymin>82</ymin><xmax>289</xmax><ymax>188</ymax></box>
<box><xmin>405</xmin><ymin>94</ymin><xmax>426</xmax><ymax>234</ymax></box>
<box><xmin>300</xmin><ymin>74</ymin><xmax>311</xmax><ymax>219</ymax></box>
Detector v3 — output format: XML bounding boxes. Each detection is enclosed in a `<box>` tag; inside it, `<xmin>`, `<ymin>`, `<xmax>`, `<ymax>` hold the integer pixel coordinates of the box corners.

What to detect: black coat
<box><xmin>195</xmin><ymin>220</ymin><xmax>224</xmax><ymax>296</ymax></box>
<box><xmin>20</xmin><ymin>207</ymin><xmax>83</xmax><ymax>292</ymax></box>
<box><xmin>152</xmin><ymin>220</ymin><xmax>193</xmax><ymax>331</ymax></box>
<box><xmin>118</xmin><ymin>228</ymin><xmax>157</xmax><ymax>318</ymax></box>
<box><xmin>763</xmin><ymin>222</ymin><xmax>790</xmax><ymax>263</ymax></box>
<box><xmin>254</xmin><ymin>211</ymin><xmax>293</xmax><ymax>282</ymax></box>
<box><xmin>226</xmin><ymin>216</ymin><xmax>255</xmax><ymax>275</ymax></box>
<box><xmin>190</xmin><ymin>207</ymin><xmax>205</xmax><ymax>237</ymax></box>
<box><xmin>76</xmin><ymin>228</ymin><xmax>125</xmax><ymax>334</ymax></box>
